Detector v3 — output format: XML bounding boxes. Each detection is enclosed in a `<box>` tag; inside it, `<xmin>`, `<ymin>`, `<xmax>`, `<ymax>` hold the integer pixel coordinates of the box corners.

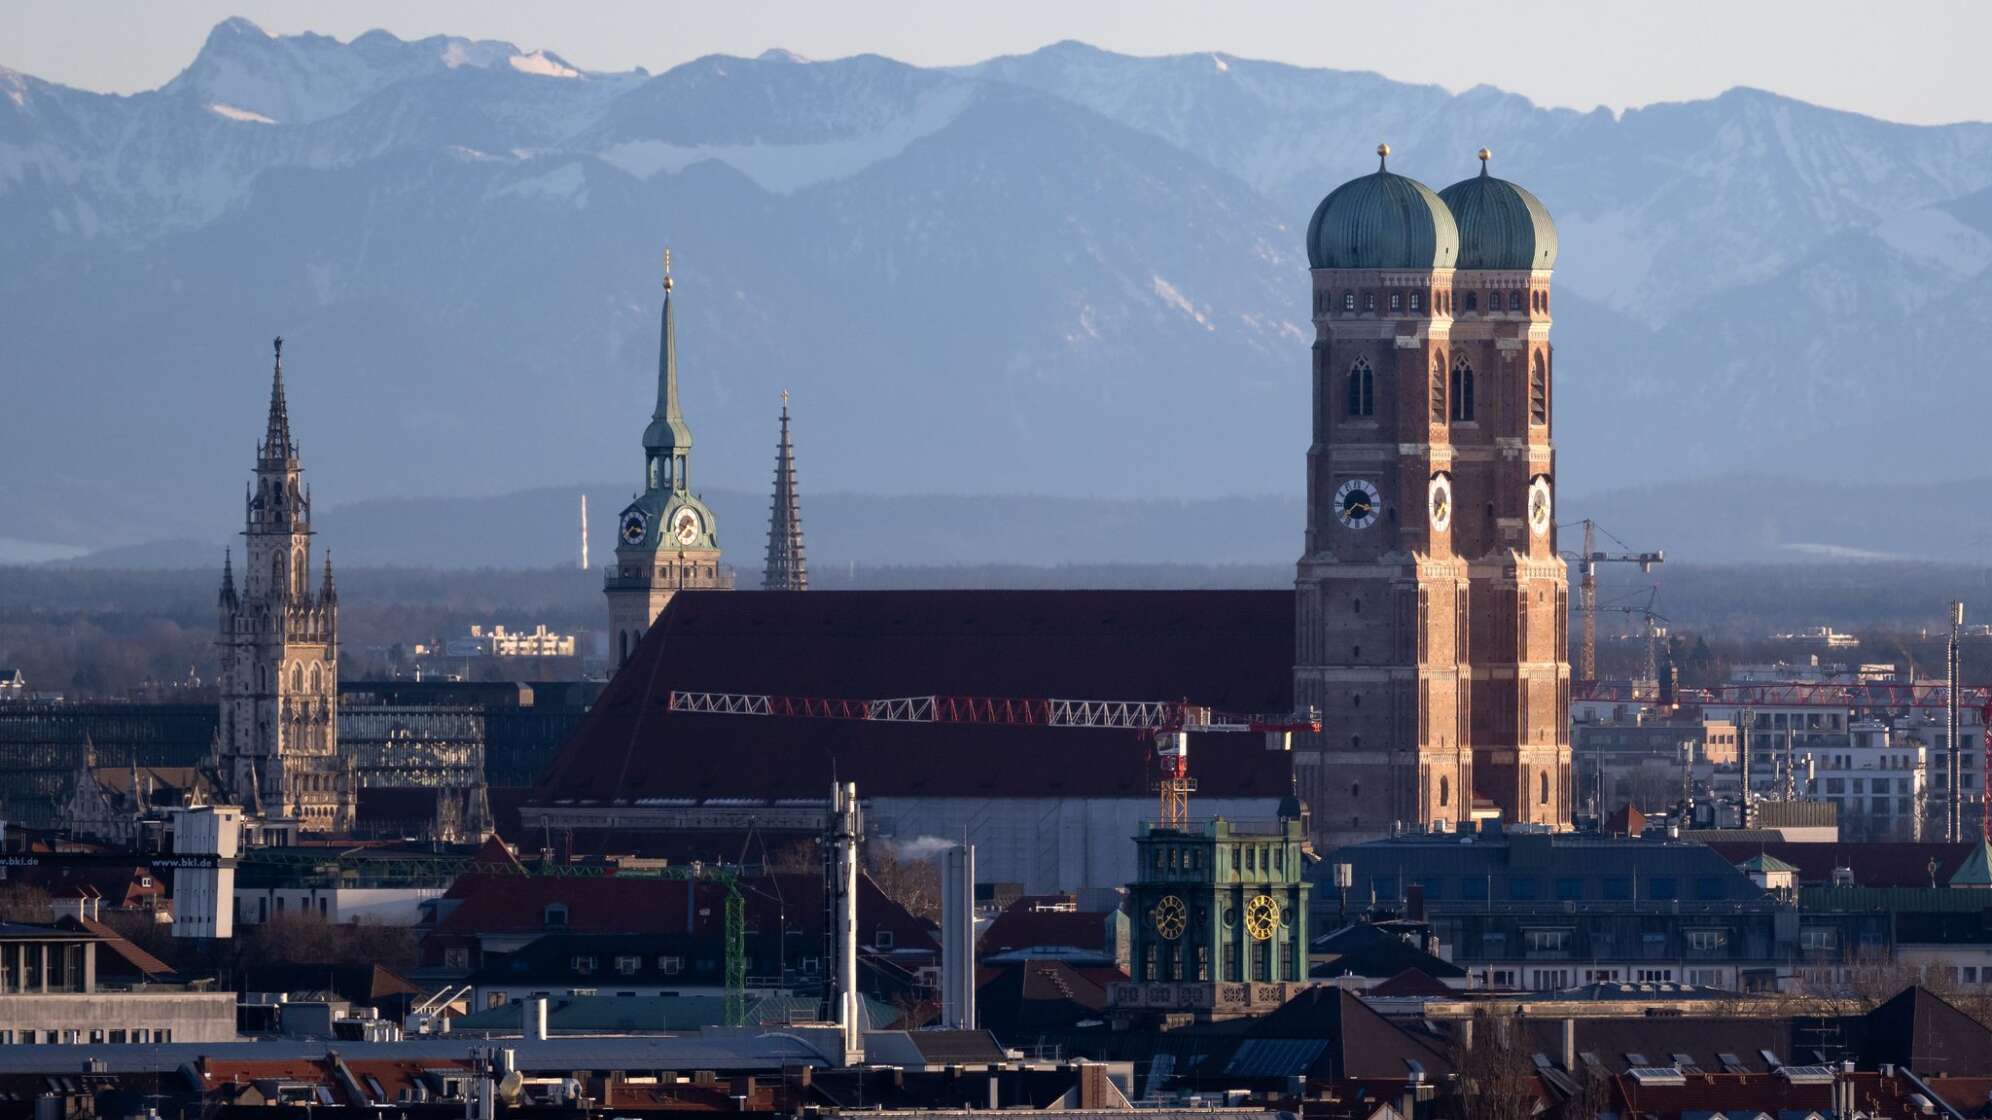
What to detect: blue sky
<box><xmin>4</xmin><ymin>0</ymin><xmax>1985</xmax><ymax>126</ymax></box>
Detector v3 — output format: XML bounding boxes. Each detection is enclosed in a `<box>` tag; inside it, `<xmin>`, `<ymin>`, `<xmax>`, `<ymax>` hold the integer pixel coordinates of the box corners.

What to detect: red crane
<box><xmin>1575</xmin><ymin>680</ymin><xmax>1992</xmax><ymax>839</ymax></box>
<box><xmin>666</xmin><ymin>690</ymin><xmax>1322</xmax><ymax>827</ymax></box>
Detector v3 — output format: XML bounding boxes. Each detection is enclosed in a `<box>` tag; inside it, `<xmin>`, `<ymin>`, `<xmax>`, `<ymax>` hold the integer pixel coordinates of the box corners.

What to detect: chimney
<box><xmin>942</xmin><ymin>844</ymin><xmax>977</xmax><ymax>1029</ymax></box>
<box><xmin>523</xmin><ymin>997</ymin><xmax>548</xmax><ymax>1041</ymax></box>
<box><xmin>1562</xmin><ymin>1019</ymin><xmax>1576</xmax><ymax>1072</ymax></box>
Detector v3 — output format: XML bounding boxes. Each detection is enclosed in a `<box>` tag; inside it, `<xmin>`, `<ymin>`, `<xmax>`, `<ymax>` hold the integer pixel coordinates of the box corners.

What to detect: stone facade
<box><xmin>216</xmin><ymin>339</ymin><xmax>354</xmax><ymax>832</ymax></box>
<box><xmin>606</xmin><ymin>263</ymin><xmax>729</xmax><ymax>662</ymax></box>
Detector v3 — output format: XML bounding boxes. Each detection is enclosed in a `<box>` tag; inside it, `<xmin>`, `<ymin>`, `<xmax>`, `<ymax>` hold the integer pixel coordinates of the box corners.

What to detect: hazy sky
<box><xmin>3</xmin><ymin>1</ymin><xmax>1986</xmax><ymax>126</ymax></box>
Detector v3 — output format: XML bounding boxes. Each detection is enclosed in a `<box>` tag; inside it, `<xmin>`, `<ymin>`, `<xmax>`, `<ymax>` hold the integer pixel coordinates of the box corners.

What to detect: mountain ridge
<box><xmin>3</xmin><ymin>20</ymin><xmax>1988</xmax><ymax>562</ymax></box>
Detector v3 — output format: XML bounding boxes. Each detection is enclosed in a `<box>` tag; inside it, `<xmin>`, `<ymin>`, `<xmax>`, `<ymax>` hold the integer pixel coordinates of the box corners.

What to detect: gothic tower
<box><xmin>606</xmin><ymin>254</ymin><xmax>727</xmax><ymax>664</ymax></box>
<box><xmin>216</xmin><ymin>338</ymin><xmax>354</xmax><ymax>832</ymax></box>
<box><xmin>763</xmin><ymin>392</ymin><xmax>808</xmax><ymax>592</ymax></box>
<box><xmin>1438</xmin><ymin>150</ymin><xmax>1570</xmax><ymax>828</ymax></box>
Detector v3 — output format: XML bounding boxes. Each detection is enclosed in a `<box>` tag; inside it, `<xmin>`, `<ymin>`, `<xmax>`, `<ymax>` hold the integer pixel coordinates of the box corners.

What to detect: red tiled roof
<box><xmin>531</xmin><ymin>590</ymin><xmax>1295</xmax><ymax>802</ymax></box>
<box><xmin>68</xmin><ymin>915</ymin><xmax>174</xmax><ymax>979</ymax></box>
<box><xmin>980</xmin><ymin>902</ymin><xmax>1112</xmax><ymax>957</ymax></box>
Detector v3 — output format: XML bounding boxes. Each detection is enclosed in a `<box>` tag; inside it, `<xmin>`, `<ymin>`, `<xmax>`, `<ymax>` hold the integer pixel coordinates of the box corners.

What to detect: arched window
<box><xmin>308</xmin><ymin>663</ymin><xmax>322</xmax><ymax>693</ymax></box>
<box><xmin>1346</xmin><ymin>359</ymin><xmax>1374</xmax><ymax>417</ymax></box>
<box><xmin>1350</xmin><ymin>782</ymin><xmax>1361</xmax><ymax>800</ymax></box>
<box><xmin>1342</xmin><ymin>290</ymin><xmax>1355</xmax><ymax>311</ymax></box>
<box><xmin>1539</xmin><ymin>772</ymin><xmax>1550</xmax><ymax>804</ymax></box>
<box><xmin>1390</xmin><ymin>292</ymin><xmax>1403</xmax><ymax>312</ymax></box>
<box><xmin>1450</xmin><ymin>359</ymin><xmax>1476</xmax><ymax>422</ymax></box>
<box><xmin>272</xmin><ymin>554</ymin><xmax>284</xmax><ymax>595</ymax></box>
<box><xmin>1430</xmin><ymin>355</ymin><xmax>1446</xmax><ymax>420</ymax></box>
<box><xmin>1440</xmin><ymin>775</ymin><xmax>1450</xmax><ymax>807</ymax></box>
<box><xmin>289</xmin><ymin>663</ymin><xmax>303</xmax><ymax>692</ymax></box>
<box><xmin>1530</xmin><ymin>352</ymin><xmax>1548</xmax><ymax>425</ymax></box>
<box><xmin>292</xmin><ymin>548</ymin><xmax>305</xmax><ymax>597</ymax></box>
<box><xmin>1409</xmin><ymin>291</ymin><xmax>1423</xmax><ymax>312</ymax></box>
<box><xmin>1464</xmin><ymin>292</ymin><xmax>1477</xmax><ymax>312</ymax></box>
<box><xmin>1509</xmin><ymin>290</ymin><xmax>1523</xmax><ymax>311</ymax></box>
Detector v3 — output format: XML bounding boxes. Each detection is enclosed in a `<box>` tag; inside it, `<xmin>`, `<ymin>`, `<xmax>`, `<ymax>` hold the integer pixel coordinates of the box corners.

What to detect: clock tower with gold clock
<box><xmin>1124</xmin><ymin>815</ymin><xmax>1311</xmax><ymax>1011</ymax></box>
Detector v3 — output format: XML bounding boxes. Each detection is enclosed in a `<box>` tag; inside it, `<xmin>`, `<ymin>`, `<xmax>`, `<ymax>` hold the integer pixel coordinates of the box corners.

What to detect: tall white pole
<box><xmin>833</xmin><ymin>781</ymin><xmax>863</xmax><ymax>1064</ymax></box>
<box><xmin>579</xmin><ymin>494</ymin><xmax>589</xmax><ymax>571</ymax></box>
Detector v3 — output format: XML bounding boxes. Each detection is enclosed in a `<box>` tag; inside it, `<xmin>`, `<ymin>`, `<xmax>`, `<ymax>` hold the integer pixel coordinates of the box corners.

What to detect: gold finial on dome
<box><xmin>1477</xmin><ymin>147</ymin><xmax>1492</xmax><ymax>175</ymax></box>
<box><xmin>1376</xmin><ymin>142</ymin><xmax>1390</xmax><ymax>170</ymax></box>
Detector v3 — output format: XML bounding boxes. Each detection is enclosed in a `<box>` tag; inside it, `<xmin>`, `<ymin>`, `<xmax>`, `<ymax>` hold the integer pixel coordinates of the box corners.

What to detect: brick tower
<box><xmin>1293</xmin><ymin>145</ymin><xmax>1571</xmax><ymax>848</ymax></box>
<box><xmin>1439</xmin><ymin>149</ymin><xmax>1569</xmax><ymax>828</ymax></box>
<box><xmin>1293</xmin><ymin>144</ymin><xmax>1471</xmax><ymax>848</ymax></box>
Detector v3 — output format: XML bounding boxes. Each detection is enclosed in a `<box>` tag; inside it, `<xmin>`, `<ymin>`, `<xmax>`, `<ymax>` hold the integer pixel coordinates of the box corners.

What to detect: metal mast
<box><xmin>1561</xmin><ymin>519</ymin><xmax>1663</xmax><ymax>681</ymax></box>
<box><xmin>1950</xmin><ymin>601</ymin><xmax>1965</xmax><ymax>843</ymax></box>
<box><xmin>762</xmin><ymin>391</ymin><xmax>808</xmax><ymax>591</ymax></box>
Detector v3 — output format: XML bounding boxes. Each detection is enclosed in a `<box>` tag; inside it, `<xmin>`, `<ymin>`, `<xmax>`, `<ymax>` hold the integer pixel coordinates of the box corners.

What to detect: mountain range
<box><xmin>5</xmin><ymin>20</ymin><xmax>1991</xmax><ymax>564</ymax></box>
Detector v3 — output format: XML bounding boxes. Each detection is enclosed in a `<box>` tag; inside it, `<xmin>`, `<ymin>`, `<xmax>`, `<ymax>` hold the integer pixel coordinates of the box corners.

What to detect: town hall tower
<box><xmin>216</xmin><ymin>338</ymin><xmax>353</xmax><ymax>832</ymax></box>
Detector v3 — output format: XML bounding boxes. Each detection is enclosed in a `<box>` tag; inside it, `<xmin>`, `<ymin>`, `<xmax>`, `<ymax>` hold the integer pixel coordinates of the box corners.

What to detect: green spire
<box><xmin>642</xmin><ymin>249</ymin><xmax>694</xmax><ymax>458</ymax></box>
<box><xmin>1952</xmin><ymin>840</ymin><xmax>1992</xmax><ymax>888</ymax></box>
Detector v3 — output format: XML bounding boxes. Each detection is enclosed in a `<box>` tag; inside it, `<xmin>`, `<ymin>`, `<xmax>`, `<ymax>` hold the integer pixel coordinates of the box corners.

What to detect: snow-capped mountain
<box><xmin>3</xmin><ymin>19</ymin><xmax>1990</xmax><ymax>557</ymax></box>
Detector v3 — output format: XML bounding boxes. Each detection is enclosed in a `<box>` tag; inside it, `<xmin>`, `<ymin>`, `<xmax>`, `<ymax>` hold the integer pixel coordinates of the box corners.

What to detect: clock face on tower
<box><xmin>1335</xmin><ymin>479</ymin><xmax>1381</xmax><ymax>530</ymax></box>
<box><xmin>672</xmin><ymin>508</ymin><xmax>702</xmax><ymax>546</ymax></box>
<box><xmin>619</xmin><ymin>509</ymin><xmax>648</xmax><ymax>545</ymax></box>
<box><xmin>1428</xmin><ymin>473</ymin><xmax>1453</xmax><ymax>533</ymax></box>
<box><xmin>1244</xmin><ymin>894</ymin><xmax>1281</xmax><ymax>941</ymax></box>
<box><xmin>1528</xmin><ymin>477</ymin><xmax>1553</xmax><ymax>538</ymax></box>
<box><xmin>1153</xmin><ymin>894</ymin><xmax>1187</xmax><ymax>940</ymax></box>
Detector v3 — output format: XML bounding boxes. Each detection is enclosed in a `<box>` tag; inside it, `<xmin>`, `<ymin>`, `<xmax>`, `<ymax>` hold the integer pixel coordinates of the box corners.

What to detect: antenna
<box><xmin>579</xmin><ymin>494</ymin><xmax>589</xmax><ymax>571</ymax></box>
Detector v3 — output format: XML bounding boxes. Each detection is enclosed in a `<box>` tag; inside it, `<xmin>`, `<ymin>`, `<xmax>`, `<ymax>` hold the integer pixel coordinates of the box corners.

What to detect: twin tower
<box><xmin>1294</xmin><ymin>146</ymin><xmax>1570</xmax><ymax>844</ymax></box>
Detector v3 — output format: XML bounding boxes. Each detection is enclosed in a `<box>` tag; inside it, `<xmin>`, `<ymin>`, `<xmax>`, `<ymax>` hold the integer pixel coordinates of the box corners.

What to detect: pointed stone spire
<box><xmin>320</xmin><ymin>548</ymin><xmax>337</xmax><ymax>603</ymax></box>
<box><xmin>262</xmin><ymin>336</ymin><xmax>294</xmax><ymax>462</ymax></box>
<box><xmin>763</xmin><ymin>390</ymin><xmax>808</xmax><ymax>591</ymax></box>
<box><xmin>642</xmin><ymin>249</ymin><xmax>694</xmax><ymax>463</ymax></box>
<box><xmin>219</xmin><ymin>549</ymin><xmax>239</xmax><ymax>611</ymax></box>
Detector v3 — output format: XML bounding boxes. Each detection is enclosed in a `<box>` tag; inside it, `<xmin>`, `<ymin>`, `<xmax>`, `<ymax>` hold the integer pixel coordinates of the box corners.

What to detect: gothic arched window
<box><xmin>1346</xmin><ymin>359</ymin><xmax>1374</xmax><ymax>417</ymax></box>
<box><xmin>1430</xmin><ymin>355</ymin><xmax>1446</xmax><ymax>421</ymax></box>
<box><xmin>1440</xmin><ymin>775</ymin><xmax>1450</xmax><ymax>807</ymax></box>
<box><xmin>308</xmin><ymin>662</ymin><xmax>322</xmax><ymax>693</ymax></box>
<box><xmin>1450</xmin><ymin>359</ymin><xmax>1476</xmax><ymax>422</ymax></box>
<box><xmin>1530</xmin><ymin>352</ymin><xmax>1549</xmax><ymax>425</ymax></box>
<box><xmin>272</xmin><ymin>554</ymin><xmax>284</xmax><ymax>595</ymax></box>
<box><xmin>1464</xmin><ymin>292</ymin><xmax>1477</xmax><ymax>312</ymax></box>
<box><xmin>289</xmin><ymin>663</ymin><xmax>303</xmax><ymax>692</ymax></box>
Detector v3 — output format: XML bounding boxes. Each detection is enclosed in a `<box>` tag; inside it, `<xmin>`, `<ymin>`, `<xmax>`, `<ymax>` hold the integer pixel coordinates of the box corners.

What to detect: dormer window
<box><xmin>876</xmin><ymin>929</ymin><xmax>895</xmax><ymax>949</ymax></box>
<box><xmin>1342</xmin><ymin>291</ymin><xmax>1355</xmax><ymax>311</ymax></box>
<box><xmin>1390</xmin><ymin>293</ymin><xmax>1403</xmax><ymax>312</ymax></box>
<box><xmin>1363</xmin><ymin>292</ymin><xmax>1375</xmax><ymax>312</ymax></box>
<box><xmin>1409</xmin><ymin>291</ymin><xmax>1423</xmax><ymax>312</ymax></box>
<box><xmin>1464</xmin><ymin>292</ymin><xmax>1477</xmax><ymax>312</ymax></box>
<box><xmin>543</xmin><ymin>903</ymin><xmax>569</xmax><ymax>929</ymax></box>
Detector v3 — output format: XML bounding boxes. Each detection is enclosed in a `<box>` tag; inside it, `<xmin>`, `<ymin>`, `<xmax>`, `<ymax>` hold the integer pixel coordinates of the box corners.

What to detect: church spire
<box><xmin>262</xmin><ymin>336</ymin><xmax>294</xmax><ymax>462</ymax></box>
<box><xmin>219</xmin><ymin>549</ymin><xmax>239</xmax><ymax>611</ymax></box>
<box><xmin>320</xmin><ymin>548</ymin><xmax>337</xmax><ymax>603</ymax></box>
<box><xmin>642</xmin><ymin>249</ymin><xmax>694</xmax><ymax>469</ymax></box>
<box><xmin>763</xmin><ymin>390</ymin><xmax>808</xmax><ymax>591</ymax></box>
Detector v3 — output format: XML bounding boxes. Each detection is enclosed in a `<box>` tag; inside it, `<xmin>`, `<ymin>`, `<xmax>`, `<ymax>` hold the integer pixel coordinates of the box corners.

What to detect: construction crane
<box><xmin>1560</xmin><ymin>519</ymin><xmax>1664</xmax><ymax>681</ymax></box>
<box><xmin>1591</xmin><ymin>587</ymin><xmax>1668</xmax><ymax>684</ymax></box>
<box><xmin>665</xmin><ymin>691</ymin><xmax>1322</xmax><ymax>827</ymax></box>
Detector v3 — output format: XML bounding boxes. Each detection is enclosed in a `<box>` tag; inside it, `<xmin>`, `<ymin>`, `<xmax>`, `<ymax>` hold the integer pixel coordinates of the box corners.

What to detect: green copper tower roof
<box><xmin>1438</xmin><ymin>149</ymin><xmax>1559</xmax><ymax>270</ymax></box>
<box><xmin>642</xmin><ymin>261</ymin><xmax>693</xmax><ymax>456</ymax></box>
<box><xmin>1306</xmin><ymin>144</ymin><xmax>1458</xmax><ymax>270</ymax></box>
<box><xmin>1951</xmin><ymin>840</ymin><xmax>1992</xmax><ymax>887</ymax></box>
